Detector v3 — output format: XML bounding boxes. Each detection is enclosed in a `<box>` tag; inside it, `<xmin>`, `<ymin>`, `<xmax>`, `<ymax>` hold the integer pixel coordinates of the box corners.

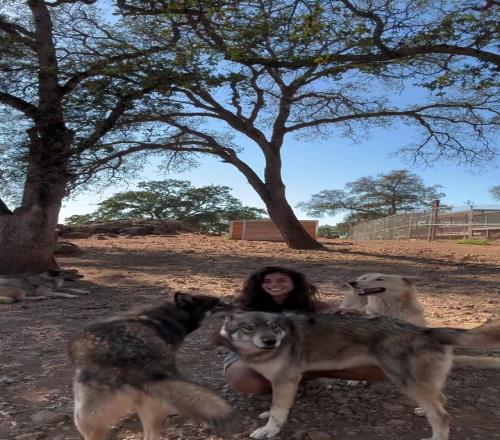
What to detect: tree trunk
<box><xmin>222</xmin><ymin>146</ymin><xmax>324</xmax><ymax>250</ymax></box>
<box><xmin>261</xmin><ymin>149</ymin><xmax>324</xmax><ymax>250</ymax></box>
<box><xmin>0</xmin><ymin>132</ymin><xmax>70</xmax><ymax>275</ymax></box>
<box><xmin>266</xmin><ymin>193</ymin><xmax>324</xmax><ymax>250</ymax></box>
<box><xmin>0</xmin><ymin>205</ymin><xmax>59</xmax><ymax>275</ymax></box>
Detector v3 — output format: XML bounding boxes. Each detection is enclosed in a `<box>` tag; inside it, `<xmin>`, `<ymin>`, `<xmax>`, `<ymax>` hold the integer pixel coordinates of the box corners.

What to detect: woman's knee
<box><xmin>225</xmin><ymin>363</ymin><xmax>271</xmax><ymax>394</ymax></box>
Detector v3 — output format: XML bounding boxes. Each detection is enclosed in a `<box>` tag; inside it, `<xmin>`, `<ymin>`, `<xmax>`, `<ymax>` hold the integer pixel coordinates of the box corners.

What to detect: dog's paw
<box><xmin>414</xmin><ymin>407</ymin><xmax>426</xmax><ymax>417</ymax></box>
<box><xmin>250</xmin><ymin>425</ymin><xmax>281</xmax><ymax>439</ymax></box>
<box><xmin>67</xmin><ymin>288</ymin><xmax>91</xmax><ymax>294</ymax></box>
<box><xmin>346</xmin><ymin>380</ymin><xmax>368</xmax><ymax>386</ymax></box>
<box><xmin>258</xmin><ymin>411</ymin><xmax>270</xmax><ymax>419</ymax></box>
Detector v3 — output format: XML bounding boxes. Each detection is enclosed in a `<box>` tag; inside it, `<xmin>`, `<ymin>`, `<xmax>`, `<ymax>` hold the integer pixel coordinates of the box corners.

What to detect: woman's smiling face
<box><xmin>261</xmin><ymin>272</ymin><xmax>294</xmax><ymax>304</ymax></box>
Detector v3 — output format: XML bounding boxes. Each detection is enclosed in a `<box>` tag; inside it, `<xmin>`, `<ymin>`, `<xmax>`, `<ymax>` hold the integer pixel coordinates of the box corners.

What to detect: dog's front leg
<box><xmin>250</xmin><ymin>377</ymin><xmax>300</xmax><ymax>439</ymax></box>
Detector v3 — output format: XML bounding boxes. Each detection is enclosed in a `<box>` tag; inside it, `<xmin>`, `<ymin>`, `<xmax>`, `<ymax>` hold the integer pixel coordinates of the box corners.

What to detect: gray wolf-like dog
<box><xmin>218</xmin><ymin>310</ymin><xmax>500</xmax><ymax>440</ymax></box>
<box><xmin>0</xmin><ymin>269</ymin><xmax>87</xmax><ymax>304</ymax></box>
<box><xmin>69</xmin><ymin>293</ymin><xmax>235</xmax><ymax>440</ymax></box>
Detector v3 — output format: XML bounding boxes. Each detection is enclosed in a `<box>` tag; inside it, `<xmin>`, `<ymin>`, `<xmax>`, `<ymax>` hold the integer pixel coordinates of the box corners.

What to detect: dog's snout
<box><xmin>348</xmin><ymin>281</ymin><xmax>358</xmax><ymax>287</ymax></box>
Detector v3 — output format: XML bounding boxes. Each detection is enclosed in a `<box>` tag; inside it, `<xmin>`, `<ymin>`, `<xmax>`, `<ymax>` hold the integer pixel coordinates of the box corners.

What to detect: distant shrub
<box><xmin>318</xmin><ymin>225</ymin><xmax>342</xmax><ymax>238</ymax></box>
<box><xmin>457</xmin><ymin>239</ymin><xmax>490</xmax><ymax>245</ymax></box>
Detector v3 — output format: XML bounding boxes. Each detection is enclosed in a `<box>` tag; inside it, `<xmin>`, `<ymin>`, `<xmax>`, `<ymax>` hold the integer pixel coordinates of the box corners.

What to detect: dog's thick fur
<box><xmin>0</xmin><ymin>269</ymin><xmax>87</xmax><ymax>304</ymax></box>
<box><xmin>218</xmin><ymin>310</ymin><xmax>500</xmax><ymax>440</ymax></box>
<box><xmin>69</xmin><ymin>292</ymin><xmax>234</xmax><ymax>440</ymax></box>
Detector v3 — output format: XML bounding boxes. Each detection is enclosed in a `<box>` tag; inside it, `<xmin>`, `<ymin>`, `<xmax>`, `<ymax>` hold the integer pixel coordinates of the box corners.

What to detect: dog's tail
<box><xmin>142</xmin><ymin>378</ymin><xmax>235</xmax><ymax>435</ymax></box>
<box><xmin>427</xmin><ymin>317</ymin><xmax>500</xmax><ymax>349</ymax></box>
<box><xmin>453</xmin><ymin>354</ymin><xmax>500</xmax><ymax>369</ymax></box>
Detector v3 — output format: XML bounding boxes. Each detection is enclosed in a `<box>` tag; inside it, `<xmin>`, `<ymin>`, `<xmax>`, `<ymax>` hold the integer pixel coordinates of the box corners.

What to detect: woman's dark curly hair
<box><xmin>235</xmin><ymin>266</ymin><xmax>319</xmax><ymax>312</ymax></box>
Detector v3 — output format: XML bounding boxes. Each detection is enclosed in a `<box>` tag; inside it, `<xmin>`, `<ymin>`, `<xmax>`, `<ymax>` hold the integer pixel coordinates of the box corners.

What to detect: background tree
<box><xmin>318</xmin><ymin>225</ymin><xmax>341</xmax><ymax>239</ymax></box>
<box><xmin>65</xmin><ymin>179</ymin><xmax>266</xmax><ymax>234</ymax></box>
<box><xmin>113</xmin><ymin>0</ymin><xmax>498</xmax><ymax>249</ymax></box>
<box><xmin>331</xmin><ymin>221</ymin><xmax>351</xmax><ymax>237</ymax></box>
<box><xmin>298</xmin><ymin>170</ymin><xmax>445</xmax><ymax>224</ymax></box>
<box><xmin>490</xmin><ymin>186</ymin><xmax>500</xmax><ymax>201</ymax></box>
<box><xmin>0</xmin><ymin>0</ymin><xmax>203</xmax><ymax>273</ymax></box>
<box><xmin>64</xmin><ymin>213</ymin><xmax>94</xmax><ymax>225</ymax></box>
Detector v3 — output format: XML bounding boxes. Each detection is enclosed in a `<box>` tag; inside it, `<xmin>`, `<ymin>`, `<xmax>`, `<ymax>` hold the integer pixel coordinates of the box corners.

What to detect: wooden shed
<box><xmin>229</xmin><ymin>219</ymin><xmax>318</xmax><ymax>241</ymax></box>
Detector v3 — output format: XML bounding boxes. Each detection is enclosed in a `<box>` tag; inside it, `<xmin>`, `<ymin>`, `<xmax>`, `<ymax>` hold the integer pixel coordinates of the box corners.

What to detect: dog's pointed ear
<box><xmin>174</xmin><ymin>292</ymin><xmax>194</xmax><ymax>307</ymax></box>
<box><xmin>402</xmin><ymin>276</ymin><xmax>422</xmax><ymax>285</ymax></box>
<box><xmin>212</xmin><ymin>314</ymin><xmax>234</xmax><ymax>346</ymax></box>
<box><xmin>210</xmin><ymin>299</ymin><xmax>236</xmax><ymax>316</ymax></box>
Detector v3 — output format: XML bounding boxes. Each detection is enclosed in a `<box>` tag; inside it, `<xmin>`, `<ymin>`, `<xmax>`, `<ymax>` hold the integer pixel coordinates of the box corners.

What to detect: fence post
<box><xmin>408</xmin><ymin>212</ymin><xmax>413</xmax><ymax>239</ymax></box>
<box><xmin>468</xmin><ymin>206</ymin><xmax>474</xmax><ymax>240</ymax></box>
<box><xmin>427</xmin><ymin>199</ymin><xmax>440</xmax><ymax>241</ymax></box>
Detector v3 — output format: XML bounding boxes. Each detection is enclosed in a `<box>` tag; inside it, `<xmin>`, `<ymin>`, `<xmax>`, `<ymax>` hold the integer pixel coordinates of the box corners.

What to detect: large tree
<box><xmin>298</xmin><ymin>169</ymin><xmax>445</xmax><ymax>223</ymax></box>
<box><xmin>0</xmin><ymin>0</ymin><xmax>199</xmax><ymax>274</ymax></box>
<box><xmin>65</xmin><ymin>179</ymin><xmax>266</xmax><ymax>234</ymax></box>
<box><xmin>114</xmin><ymin>0</ymin><xmax>499</xmax><ymax>249</ymax></box>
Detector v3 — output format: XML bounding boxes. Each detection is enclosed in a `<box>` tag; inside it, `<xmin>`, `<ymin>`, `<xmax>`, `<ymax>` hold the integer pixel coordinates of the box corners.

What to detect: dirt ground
<box><xmin>1</xmin><ymin>234</ymin><xmax>500</xmax><ymax>440</ymax></box>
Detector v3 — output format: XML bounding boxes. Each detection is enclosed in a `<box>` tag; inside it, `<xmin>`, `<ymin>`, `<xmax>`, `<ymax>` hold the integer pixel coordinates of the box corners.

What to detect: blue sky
<box><xmin>60</xmin><ymin>122</ymin><xmax>500</xmax><ymax>226</ymax></box>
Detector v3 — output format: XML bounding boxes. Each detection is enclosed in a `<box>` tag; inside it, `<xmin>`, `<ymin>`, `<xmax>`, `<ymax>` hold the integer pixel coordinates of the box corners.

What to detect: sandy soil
<box><xmin>1</xmin><ymin>234</ymin><xmax>499</xmax><ymax>440</ymax></box>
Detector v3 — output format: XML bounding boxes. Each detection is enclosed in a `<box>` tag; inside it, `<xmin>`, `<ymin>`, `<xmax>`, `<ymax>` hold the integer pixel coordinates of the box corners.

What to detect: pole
<box><xmin>428</xmin><ymin>200</ymin><xmax>440</xmax><ymax>241</ymax></box>
<box><xmin>468</xmin><ymin>206</ymin><xmax>474</xmax><ymax>240</ymax></box>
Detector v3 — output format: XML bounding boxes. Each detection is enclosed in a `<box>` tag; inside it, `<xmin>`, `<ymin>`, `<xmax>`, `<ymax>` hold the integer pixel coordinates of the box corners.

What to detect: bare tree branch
<box><xmin>0</xmin><ymin>16</ymin><xmax>37</xmax><ymax>49</ymax></box>
<box><xmin>0</xmin><ymin>92</ymin><xmax>39</xmax><ymax>119</ymax></box>
<box><xmin>0</xmin><ymin>198</ymin><xmax>12</xmax><ymax>215</ymax></box>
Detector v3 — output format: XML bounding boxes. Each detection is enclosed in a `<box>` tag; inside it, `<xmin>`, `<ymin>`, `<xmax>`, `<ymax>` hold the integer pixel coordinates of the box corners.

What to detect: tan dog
<box><xmin>0</xmin><ymin>269</ymin><xmax>88</xmax><ymax>304</ymax></box>
<box><xmin>343</xmin><ymin>273</ymin><xmax>500</xmax><ymax>372</ymax></box>
<box><xmin>343</xmin><ymin>273</ymin><xmax>426</xmax><ymax>326</ymax></box>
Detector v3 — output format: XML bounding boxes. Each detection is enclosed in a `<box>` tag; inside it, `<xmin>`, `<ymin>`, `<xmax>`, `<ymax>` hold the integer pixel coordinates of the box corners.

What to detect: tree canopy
<box><xmin>116</xmin><ymin>0</ymin><xmax>499</xmax><ymax>168</ymax></box>
<box><xmin>0</xmin><ymin>0</ymin><xmax>196</xmax><ymax>204</ymax></box>
<box><xmin>490</xmin><ymin>186</ymin><xmax>500</xmax><ymax>201</ymax></box>
<box><xmin>298</xmin><ymin>169</ymin><xmax>445</xmax><ymax>224</ymax></box>
<box><xmin>65</xmin><ymin>179</ymin><xmax>266</xmax><ymax>234</ymax></box>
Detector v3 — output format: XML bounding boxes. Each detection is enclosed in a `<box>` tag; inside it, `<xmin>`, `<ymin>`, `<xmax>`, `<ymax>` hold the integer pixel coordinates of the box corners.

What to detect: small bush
<box><xmin>318</xmin><ymin>225</ymin><xmax>342</xmax><ymax>238</ymax></box>
<box><xmin>457</xmin><ymin>239</ymin><xmax>490</xmax><ymax>245</ymax></box>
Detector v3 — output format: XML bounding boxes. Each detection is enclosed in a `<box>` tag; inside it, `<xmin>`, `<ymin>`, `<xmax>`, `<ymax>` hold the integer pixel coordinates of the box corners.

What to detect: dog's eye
<box><xmin>268</xmin><ymin>322</ymin><xmax>281</xmax><ymax>332</ymax></box>
<box><xmin>239</xmin><ymin>324</ymin><xmax>255</xmax><ymax>333</ymax></box>
<box><xmin>375</xmin><ymin>278</ymin><xmax>383</xmax><ymax>281</ymax></box>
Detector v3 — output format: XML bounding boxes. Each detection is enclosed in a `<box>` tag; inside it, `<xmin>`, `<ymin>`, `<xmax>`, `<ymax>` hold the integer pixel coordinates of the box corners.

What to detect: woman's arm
<box><xmin>313</xmin><ymin>299</ymin><xmax>366</xmax><ymax>315</ymax></box>
<box><xmin>313</xmin><ymin>299</ymin><xmax>341</xmax><ymax>313</ymax></box>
